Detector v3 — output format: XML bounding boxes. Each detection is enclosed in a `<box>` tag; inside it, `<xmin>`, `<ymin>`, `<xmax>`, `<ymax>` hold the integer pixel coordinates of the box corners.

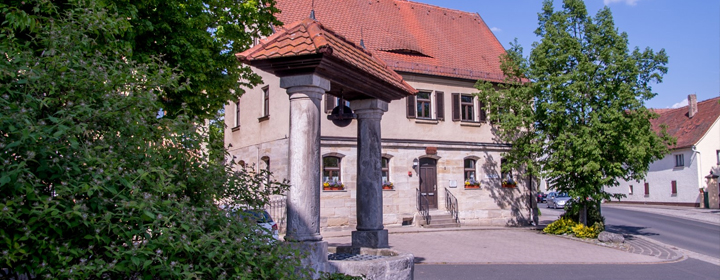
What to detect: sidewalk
<box><xmin>321</xmin><ymin>226</ymin><xmax>681</xmax><ymax>265</ymax></box>
<box><xmin>603</xmin><ymin>203</ymin><xmax>720</xmax><ymax>226</ymax></box>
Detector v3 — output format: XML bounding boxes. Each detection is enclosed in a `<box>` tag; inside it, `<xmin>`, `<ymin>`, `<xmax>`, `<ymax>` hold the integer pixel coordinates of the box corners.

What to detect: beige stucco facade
<box><xmin>225</xmin><ymin>68</ymin><xmax>533</xmax><ymax>229</ymax></box>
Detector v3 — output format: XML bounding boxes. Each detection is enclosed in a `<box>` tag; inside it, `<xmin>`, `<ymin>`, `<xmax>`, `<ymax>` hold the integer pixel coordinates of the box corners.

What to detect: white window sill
<box><xmin>415</xmin><ymin>119</ymin><xmax>439</xmax><ymax>125</ymax></box>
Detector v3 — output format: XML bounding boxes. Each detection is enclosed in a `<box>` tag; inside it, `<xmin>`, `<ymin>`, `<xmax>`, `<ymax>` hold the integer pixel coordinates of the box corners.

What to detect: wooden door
<box><xmin>419</xmin><ymin>158</ymin><xmax>438</xmax><ymax>209</ymax></box>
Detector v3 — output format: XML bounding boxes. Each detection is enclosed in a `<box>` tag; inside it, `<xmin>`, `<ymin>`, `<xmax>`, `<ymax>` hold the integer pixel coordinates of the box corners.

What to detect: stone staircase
<box><xmin>419</xmin><ymin>209</ymin><xmax>460</xmax><ymax>228</ymax></box>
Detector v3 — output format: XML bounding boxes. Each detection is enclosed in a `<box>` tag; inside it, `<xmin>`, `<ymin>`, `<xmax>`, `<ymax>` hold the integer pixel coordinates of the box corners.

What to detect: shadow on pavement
<box><xmin>605</xmin><ymin>224</ymin><xmax>659</xmax><ymax>237</ymax></box>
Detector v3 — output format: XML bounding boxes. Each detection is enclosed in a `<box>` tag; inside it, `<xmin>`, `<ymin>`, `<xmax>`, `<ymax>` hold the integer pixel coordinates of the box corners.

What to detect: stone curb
<box><xmin>321</xmin><ymin>225</ymin><xmax>537</xmax><ymax>238</ymax></box>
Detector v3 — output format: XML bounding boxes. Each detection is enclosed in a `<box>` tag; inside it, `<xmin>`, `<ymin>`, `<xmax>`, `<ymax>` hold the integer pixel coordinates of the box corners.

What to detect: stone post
<box><xmin>280</xmin><ymin>74</ymin><xmax>330</xmax><ymax>242</ymax></box>
<box><xmin>350</xmin><ymin>99</ymin><xmax>389</xmax><ymax>248</ymax></box>
<box><xmin>280</xmin><ymin>74</ymin><xmax>330</xmax><ymax>275</ymax></box>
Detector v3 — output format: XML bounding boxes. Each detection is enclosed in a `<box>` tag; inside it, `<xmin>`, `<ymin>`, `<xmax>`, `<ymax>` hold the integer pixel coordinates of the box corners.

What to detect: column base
<box><xmin>352</xmin><ymin>230</ymin><xmax>389</xmax><ymax>248</ymax></box>
<box><xmin>287</xmin><ymin>240</ymin><xmax>329</xmax><ymax>277</ymax></box>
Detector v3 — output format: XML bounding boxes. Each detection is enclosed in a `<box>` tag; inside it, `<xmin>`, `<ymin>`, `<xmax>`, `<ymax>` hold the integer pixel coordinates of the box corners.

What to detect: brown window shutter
<box><xmin>451</xmin><ymin>93</ymin><xmax>460</xmax><ymax>121</ymax></box>
<box><xmin>671</xmin><ymin>181</ymin><xmax>677</xmax><ymax>194</ymax></box>
<box><xmin>644</xmin><ymin>182</ymin><xmax>649</xmax><ymax>195</ymax></box>
<box><xmin>325</xmin><ymin>94</ymin><xmax>335</xmax><ymax>113</ymax></box>
<box><xmin>479</xmin><ymin>101</ymin><xmax>487</xmax><ymax>122</ymax></box>
<box><xmin>435</xmin><ymin>91</ymin><xmax>444</xmax><ymax>121</ymax></box>
<box><xmin>406</xmin><ymin>95</ymin><xmax>416</xmax><ymax>119</ymax></box>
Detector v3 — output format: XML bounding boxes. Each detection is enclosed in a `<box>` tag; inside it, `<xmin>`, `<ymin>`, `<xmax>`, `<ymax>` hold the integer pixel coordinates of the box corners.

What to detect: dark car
<box><xmin>537</xmin><ymin>192</ymin><xmax>547</xmax><ymax>203</ymax></box>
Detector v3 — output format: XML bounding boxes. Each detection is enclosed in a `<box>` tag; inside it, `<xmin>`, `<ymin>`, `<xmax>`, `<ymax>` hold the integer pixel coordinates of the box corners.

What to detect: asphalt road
<box><xmin>415</xmin><ymin>258</ymin><xmax>720</xmax><ymax>280</ymax></box>
<box><xmin>602</xmin><ymin>206</ymin><xmax>720</xmax><ymax>259</ymax></box>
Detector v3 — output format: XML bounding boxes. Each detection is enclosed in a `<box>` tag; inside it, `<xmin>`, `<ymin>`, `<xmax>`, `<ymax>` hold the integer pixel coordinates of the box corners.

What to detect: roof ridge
<box><xmin>652</xmin><ymin>95</ymin><xmax>720</xmax><ymax>115</ymax></box>
<box><xmin>395</xmin><ymin>0</ymin><xmax>481</xmax><ymax>18</ymax></box>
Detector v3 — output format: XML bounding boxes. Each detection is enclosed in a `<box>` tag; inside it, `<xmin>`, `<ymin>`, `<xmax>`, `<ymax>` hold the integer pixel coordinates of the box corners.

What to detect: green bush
<box><xmin>562</xmin><ymin>199</ymin><xmax>605</xmax><ymax>228</ymax></box>
<box><xmin>0</xmin><ymin>1</ymin><xmax>307</xmax><ymax>279</ymax></box>
<box><xmin>543</xmin><ymin>218</ymin><xmax>577</xmax><ymax>235</ymax></box>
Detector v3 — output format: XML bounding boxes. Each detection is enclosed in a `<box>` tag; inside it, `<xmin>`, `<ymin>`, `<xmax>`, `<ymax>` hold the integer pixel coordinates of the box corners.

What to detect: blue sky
<box><xmin>414</xmin><ymin>0</ymin><xmax>720</xmax><ymax>109</ymax></box>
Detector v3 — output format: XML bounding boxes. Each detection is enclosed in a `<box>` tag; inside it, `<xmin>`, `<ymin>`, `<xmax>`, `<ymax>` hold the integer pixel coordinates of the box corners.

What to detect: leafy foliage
<box><xmin>543</xmin><ymin>218</ymin><xmax>603</xmax><ymax>239</ymax></box>
<box><xmin>476</xmin><ymin>0</ymin><xmax>675</xmax><ymax>224</ymax></box>
<box><xmin>0</xmin><ymin>1</ymin><xmax>303</xmax><ymax>279</ymax></box>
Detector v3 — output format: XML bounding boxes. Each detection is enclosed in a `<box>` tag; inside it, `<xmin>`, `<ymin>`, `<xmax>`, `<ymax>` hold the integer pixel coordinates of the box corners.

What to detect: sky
<box><xmin>414</xmin><ymin>0</ymin><xmax>720</xmax><ymax>109</ymax></box>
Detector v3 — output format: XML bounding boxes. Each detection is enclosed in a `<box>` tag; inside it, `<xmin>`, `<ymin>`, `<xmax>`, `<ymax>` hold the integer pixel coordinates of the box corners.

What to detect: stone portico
<box><xmin>236</xmin><ymin>17</ymin><xmax>417</xmax><ymax>277</ymax></box>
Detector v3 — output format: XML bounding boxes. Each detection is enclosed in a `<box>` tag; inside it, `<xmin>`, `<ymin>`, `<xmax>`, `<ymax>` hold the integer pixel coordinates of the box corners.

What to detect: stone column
<box><xmin>280</xmin><ymin>74</ymin><xmax>330</xmax><ymax>242</ymax></box>
<box><xmin>350</xmin><ymin>99</ymin><xmax>389</xmax><ymax>248</ymax></box>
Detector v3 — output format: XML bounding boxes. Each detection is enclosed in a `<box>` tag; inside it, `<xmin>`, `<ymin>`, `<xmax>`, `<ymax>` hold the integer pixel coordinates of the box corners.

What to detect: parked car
<box><xmin>547</xmin><ymin>192</ymin><xmax>571</xmax><ymax>209</ymax></box>
<box><xmin>536</xmin><ymin>192</ymin><xmax>547</xmax><ymax>203</ymax></box>
<box><xmin>242</xmin><ymin>209</ymin><xmax>280</xmax><ymax>241</ymax></box>
<box><xmin>221</xmin><ymin>205</ymin><xmax>280</xmax><ymax>241</ymax></box>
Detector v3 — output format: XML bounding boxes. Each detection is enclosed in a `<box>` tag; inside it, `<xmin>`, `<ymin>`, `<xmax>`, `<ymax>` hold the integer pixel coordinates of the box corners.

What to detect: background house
<box><xmin>605</xmin><ymin>95</ymin><xmax>720</xmax><ymax>206</ymax></box>
<box><xmin>225</xmin><ymin>0</ymin><xmax>535</xmax><ymax>230</ymax></box>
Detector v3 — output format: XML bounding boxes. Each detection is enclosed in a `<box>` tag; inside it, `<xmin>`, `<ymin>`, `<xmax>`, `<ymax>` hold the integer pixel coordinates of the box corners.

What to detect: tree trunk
<box><xmin>580</xmin><ymin>202</ymin><xmax>588</xmax><ymax>226</ymax></box>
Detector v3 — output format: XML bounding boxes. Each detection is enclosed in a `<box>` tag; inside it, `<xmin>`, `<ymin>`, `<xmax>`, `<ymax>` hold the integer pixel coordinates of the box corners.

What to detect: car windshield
<box><xmin>243</xmin><ymin>210</ymin><xmax>273</xmax><ymax>223</ymax></box>
<box><xmin>556</xmin><ymin>193</ymin><xmax>569</xmax><ymax>197</ymax></box>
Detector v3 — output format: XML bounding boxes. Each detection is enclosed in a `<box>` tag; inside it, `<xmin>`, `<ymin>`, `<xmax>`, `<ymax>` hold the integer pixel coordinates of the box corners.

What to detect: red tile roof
<box><xmin>237</xmin><ymin>18</ymin><xmax>417</xmax><ymax>96</ymax></box>
<box><xmin>274</xmin><ymin>0</ymin><xmax>507</xmax><ymax>82</ymax></box>
<box><xmin>651</xmin><ymin>96</ymin><xmax>720</xmax><ymax>149</ymax></box>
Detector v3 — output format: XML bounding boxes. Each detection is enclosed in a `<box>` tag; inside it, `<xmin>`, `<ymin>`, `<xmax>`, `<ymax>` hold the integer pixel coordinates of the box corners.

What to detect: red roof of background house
<box><xmin>651</xmin><ymin>96</ymin><xmax>720</xmax><ymax>149</ymax></box>
<box><xmin>237</xmin><ymin>18</ymin><xmax>417</xmax><ymax>97</ymax></box>
<box><xmin>274</xmin><ymin>0</ymin><xmax>507</xmax><ymax>83</ymax></box>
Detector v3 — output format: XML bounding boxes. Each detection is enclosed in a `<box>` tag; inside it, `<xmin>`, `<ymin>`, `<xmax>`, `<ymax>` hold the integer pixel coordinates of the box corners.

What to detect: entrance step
<box><xmin>418</xmin><ymin>210</ymin><xmax>460</xmax><ymax>228</ymax></box>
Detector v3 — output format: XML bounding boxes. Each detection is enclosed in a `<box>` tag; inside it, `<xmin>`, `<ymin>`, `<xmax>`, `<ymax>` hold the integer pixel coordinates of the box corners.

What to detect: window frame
<box><xmin>261</xmin><ymin>156</ymin><xmax>270</xmax><ymax>186</ymax></box>
<box><xmin>234</xmin><ymin>98</ymin><xmax>241</xmax><ymax>129</ymax></box>
<box><xmin>644</xmin><ymin>182</ymin><xmax>649</xmax><ymax>197</ymax></box>
<box><xmin>381</xmin><ymin>157</ymin><xmax>390</xmax><ymax>184</ymax></box>
<box><xmin>464</xmin><ymin>158</ymin><xmax>476</xmax><ymax>181</ymax></box>
<box><xmin>322</xmin><ymin>156</ymin><xmax>342</xmax><ymax>184</ymax></box>
<box><xmin>259</xmin><ymin>86</ymin><xmax>270</xmax><ymax>121</ymax></box>
<box><xmin>460</xmin><ymin>94</ymin><xmax>475</xmax><ymax>122</ymax></box>
<box><xmin>416</xmin><ymin>91</ymin><xmax>432</xmax><ymax>119</ymax></box>
<box><xmin>629</xmin><ymin>185</ymin><xmax>633</xmax><ymax>195</ymax></box>
<box><xmin>674</xmin><ymin>154</ymin><xmax>684</xmax><ymax>167</ymax></box>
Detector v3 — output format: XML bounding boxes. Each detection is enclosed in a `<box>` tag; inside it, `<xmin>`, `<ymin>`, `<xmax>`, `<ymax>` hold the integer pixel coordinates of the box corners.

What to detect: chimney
<box><xmin>688</xmin><ymin>94</ymin><xmax>698</xmax><ymax>118</ymax></box>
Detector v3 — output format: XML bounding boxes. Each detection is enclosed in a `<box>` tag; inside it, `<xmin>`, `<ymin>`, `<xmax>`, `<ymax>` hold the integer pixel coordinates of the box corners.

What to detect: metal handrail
<box><xmin>445</xmin><ymin>187</ymin><xmax>459</xmax><ymax>224</ymax></box>
<box><xmin>416</xmin><ymin>188</ymin><xmax>431</xmax><ymax>225</ymax></box>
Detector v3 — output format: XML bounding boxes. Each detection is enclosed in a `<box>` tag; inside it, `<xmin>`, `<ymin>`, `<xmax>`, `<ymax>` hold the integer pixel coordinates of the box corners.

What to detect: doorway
<box><xmin>419</xmin><ymin>158</ymin><xmax>438</xmax><ymax>209</ymax></box>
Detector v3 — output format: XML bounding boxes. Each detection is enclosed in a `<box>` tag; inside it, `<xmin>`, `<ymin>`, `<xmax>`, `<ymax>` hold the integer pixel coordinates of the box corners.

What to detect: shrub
<box><xmin>543</xmin><ymin>218</ymin><xmax>577</xmax><ymax>235</ymax></box>
<box><xmin>0</xmin><ymin>1</ymin><xmax>306</xmax><ymax>279</ymax></box>
<box><xmin>563</xmin><ymin>199</ymin><xmax>605</xmax><ymax>227</ymax></box>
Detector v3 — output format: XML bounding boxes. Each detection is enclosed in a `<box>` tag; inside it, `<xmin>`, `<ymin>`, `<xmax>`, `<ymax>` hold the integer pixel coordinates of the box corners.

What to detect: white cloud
<box><xmin>490</xmin><ymin>27</ymin><xmax>501</xmax><ymax>32</ymax></box>
<box><xmin>670</xmin><ymin>99</ymin><xmax>688</xmax><ymax>109</ymax></box>
<box><xmin>603</xmin><ymin>0</ymin><xmax>640</xmax><ymax>6</ymax></box>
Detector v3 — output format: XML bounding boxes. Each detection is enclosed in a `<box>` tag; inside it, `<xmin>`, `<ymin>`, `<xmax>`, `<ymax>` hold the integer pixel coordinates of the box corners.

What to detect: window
<box><xmin>629</xmin><ymin>185</ymin><xmax>634</xmax><ymax>195</ymax></box>
<box><xmin>479</xmin><ymin>101</ymin><xmax>487</xmax><ymax>122</ymax></box>
<box><xmin>500</xmin><ymin>158</ymin><xmax>512</xmax><ymax>180</ymax></box>
<box><xmin>674</xmin><ymin>154</ymin><xmax>684</xmax><ymax>167</ymax></box>
<box><xmin>322</xmin><ymin>156</ymin><xmax>341</xmax><ymax>183</ymax></box>
<box><xmin>406</xmin><ymin>91</ymin><xmax>444</xmax><ymax>120</ymax></box>
<box><xmin>644</xmin><ymin>182</ymin><xmax>649</xmax><ymax>196</ymax></box>
<box><xmin>260</xmin><ymin>86</ymin><xmax>269</xmax><ymax>120</ymax></box>
<box><xmin>464</xmin><ymin>159</ymin><xmax>476</xmax><ymax>181</ymax></box>
<box><xmin>416</xmin><ymin>91</ymin><xmax>432</xmax><ymax>119</ymax></box>
<box><xmin>671</xmin><ymin>181</ymin><xmax>677</xmax><ymax>196</ymax></box>
<box><xmin>381</xmin><ymin>157</ymin><xmax>390</xmax><ymax>183</ymax></box>
<box><xmin>234</xmin><ymin>99</ymin><xmax>241</xmax><ymax>128</ymax></box>
<box><xmin>452</xmin><ymin>93</ymin><xmax>481</xmax><ymax>122</ymax></box>
<box><xmin>460</xmin><ymin>95</ymin><xmax>474</xmax><ymax>121</ymax></box>
<box><xmin>716</xmin><ymin>150</ymin><xmax>719</xmax><ymax>165</ymax></box>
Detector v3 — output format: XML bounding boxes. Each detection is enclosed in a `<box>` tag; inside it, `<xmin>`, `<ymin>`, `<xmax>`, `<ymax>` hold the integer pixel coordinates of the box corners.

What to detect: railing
<box><xmin>445</xmin><ymin>187</ymin><xmax>459</xmax><ymax>224</ymax></box>
<box><xmin>416</xmin><ymin>188</ymin><xmax>431</xmax><ymax>225</ymax></box>
<box><xmin>265</xmin><ymin>195</ymin><xmax>287</xmax><ymax>234</ymax></box>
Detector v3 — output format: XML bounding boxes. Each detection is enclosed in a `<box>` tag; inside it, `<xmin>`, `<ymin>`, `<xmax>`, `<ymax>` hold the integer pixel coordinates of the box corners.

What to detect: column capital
<box><xmin>280</xmin><ymin>74</ymin><xmax>331</xmax><ymax>92</ymax></box>
<box><xmin>350</xmin><ymin>99</ymin><xmax>388</xmax><ymax>113</ymax></box>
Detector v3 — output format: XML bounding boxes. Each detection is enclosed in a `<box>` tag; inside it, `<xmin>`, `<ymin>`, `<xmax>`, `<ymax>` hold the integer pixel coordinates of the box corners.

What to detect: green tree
<box><xmin>107</xmin><ymin>0</ymin><xmax>282</xmax><ymax>120</ymax></box>
<box><xmin>477</xmin><ymin>0</ymin><xmax>674</xmax><ymax>225</ymax></box>
<box><xmin>1</xmin><ymin>0</ymin><xmax>303</xmax><ymax>278</ymax></box>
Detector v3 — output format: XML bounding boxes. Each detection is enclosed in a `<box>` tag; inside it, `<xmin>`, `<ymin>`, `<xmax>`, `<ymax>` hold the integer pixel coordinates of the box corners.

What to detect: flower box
<box><xmin>382</xmin><ymin>182</ymin><xmax>394</xmax><ymax>190</ymax></box>
<box><xmin>464</xmin><ymin>179</ymin><xmax>480</xmax><ymax>189</ymax></box>
<box><xmin>502</xmin><ymin>183</ymin><xmax>516</xmax><ymax>188</ymax></box>
<box><xmin>323</xmin><ymin>181</ymin><xmax>344</xmax><ymax>191</ymax></box>
<box><xmin>465</xmin><ymin>184</ymin><xmax>480</xmax><ymax>189</ymax></box>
